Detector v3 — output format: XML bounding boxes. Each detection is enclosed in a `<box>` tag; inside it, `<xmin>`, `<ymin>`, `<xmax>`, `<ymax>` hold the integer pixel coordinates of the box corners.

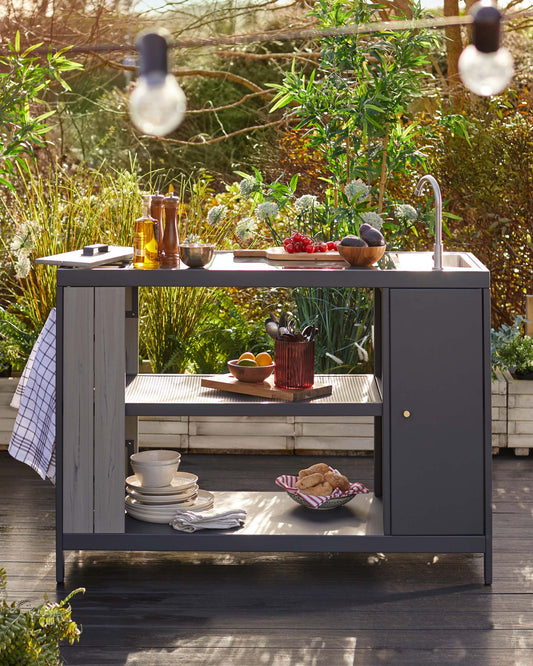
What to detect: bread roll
<box><xmin>298</xmin><ymin>463</ymin><xmax>330</xmax><ymax>478</ymax></box>
<box><xmin>296</xmin><ymin>472</ymin><xmax>324</xmax><ymax>490</ymax></box>
<box><xmin>301</xmin><ymin>481</ymin><xmax>333</xmax><ymax>496</ymax></box>
<box><xmin>324</xmin><ymin>471</ymin><xmax>351</xmax><ymax>492</ymax></box>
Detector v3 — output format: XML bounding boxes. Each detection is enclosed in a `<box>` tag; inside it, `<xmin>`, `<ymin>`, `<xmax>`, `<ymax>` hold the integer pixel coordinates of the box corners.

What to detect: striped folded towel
<box><xmin>275</xmin><ymin>472</ymin><xmax>369</xmax><ymax>509</ymax></box>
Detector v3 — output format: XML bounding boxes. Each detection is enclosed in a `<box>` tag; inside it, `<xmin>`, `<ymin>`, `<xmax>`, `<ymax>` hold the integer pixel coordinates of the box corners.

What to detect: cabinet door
<box><xmin>389</xmin><ymin>289</ymin><xmax>485</xmax><ymax>535</ymax></box>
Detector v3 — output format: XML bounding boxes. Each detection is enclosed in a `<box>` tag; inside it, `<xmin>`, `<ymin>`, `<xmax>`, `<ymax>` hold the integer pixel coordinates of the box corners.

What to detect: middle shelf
<box><xmin>125</xmin><ymin>373</ymin><xmax>383</xmax><ymax>417</ymax></box>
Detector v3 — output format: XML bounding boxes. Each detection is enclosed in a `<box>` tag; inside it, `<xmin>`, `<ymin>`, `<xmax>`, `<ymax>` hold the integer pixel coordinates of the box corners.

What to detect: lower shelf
<box><xmin>62</xmin><ymin>491</ymin><xmax>487</xmax><ymax>554</ymax></box>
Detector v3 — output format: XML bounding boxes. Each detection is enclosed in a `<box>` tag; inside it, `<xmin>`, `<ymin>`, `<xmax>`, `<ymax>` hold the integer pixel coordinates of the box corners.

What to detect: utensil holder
<box><xmin>274</xmin><ymin>339</ymin><xmax>314</xmax><ymax>390</ymax></box>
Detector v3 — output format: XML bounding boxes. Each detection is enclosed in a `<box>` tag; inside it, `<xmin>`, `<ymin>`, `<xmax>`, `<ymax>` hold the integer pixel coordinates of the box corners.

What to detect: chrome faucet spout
<box><xmin>414</xmin><ymin>174</ymin><xmax>443</xmax><ymax>271</ymax></box>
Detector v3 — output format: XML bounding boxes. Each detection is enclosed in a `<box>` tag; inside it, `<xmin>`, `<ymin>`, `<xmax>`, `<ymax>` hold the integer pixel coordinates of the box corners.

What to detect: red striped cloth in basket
<box><xmin>275</xmin><ymin>473</ymin><xmax>369</xmax><ymax>509</ymax></box>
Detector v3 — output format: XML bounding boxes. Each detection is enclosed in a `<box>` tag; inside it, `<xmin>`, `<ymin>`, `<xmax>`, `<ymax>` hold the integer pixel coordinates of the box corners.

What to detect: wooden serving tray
<box><xmin>200</xmin><ymin>374</ymin><xmax>333</xmax><ymax>402</ymax></box>
<box><xmin>233</xmin><ymin>247</ymin><xmax>343</xmax><ymax>262</ymax></box>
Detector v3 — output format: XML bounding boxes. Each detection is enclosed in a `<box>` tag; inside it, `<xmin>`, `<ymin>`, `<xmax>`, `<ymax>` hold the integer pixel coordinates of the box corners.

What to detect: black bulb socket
<box><xmin>471</xmin><ymin>0</ymin><xmax>501</xmax><ymax>54</ymax></box>
<box><xmin>136</xmin><ymin>30</ymin><xmax>170</xmax><ymax>76</ymax></box>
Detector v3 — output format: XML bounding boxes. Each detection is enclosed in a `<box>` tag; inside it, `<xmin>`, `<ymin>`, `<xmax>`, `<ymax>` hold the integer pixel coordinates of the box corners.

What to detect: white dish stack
<box><xmin>125</xmin><ymin>450</ymin><xmax>214</xmax><ymax>523</ymax></box>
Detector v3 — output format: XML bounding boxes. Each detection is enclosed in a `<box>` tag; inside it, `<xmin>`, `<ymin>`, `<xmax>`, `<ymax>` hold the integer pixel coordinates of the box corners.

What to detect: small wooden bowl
<box><xmin>338</xmin><ymin>244</ymin><xmax>386</xmax><ymax>267</ymax></box>
<box><xmin>228</xmin><ymin>360</ymin><xmax>275</xmax><ymax>383</ymax></box>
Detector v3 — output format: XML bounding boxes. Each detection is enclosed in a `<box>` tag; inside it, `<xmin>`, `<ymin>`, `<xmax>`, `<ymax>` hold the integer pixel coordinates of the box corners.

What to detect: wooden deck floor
<box><xmin>2</xmin><ymin>450</ymin><xmax>533</xmax><ymax>665</ymax></box>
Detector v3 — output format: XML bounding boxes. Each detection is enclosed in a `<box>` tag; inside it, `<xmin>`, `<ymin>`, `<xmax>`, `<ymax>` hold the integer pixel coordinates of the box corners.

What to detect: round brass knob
<box><xmin>403</xmin><ymin>410</ymin><xmax>411</xmax><ymax>418</ymax></box>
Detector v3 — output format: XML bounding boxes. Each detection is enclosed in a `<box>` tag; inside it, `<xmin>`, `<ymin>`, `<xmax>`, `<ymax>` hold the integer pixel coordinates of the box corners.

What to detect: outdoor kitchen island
<box><xmin>54</xmin><ymin>250</ymin><xmax>492</xmax><ymax>584</ymax></box>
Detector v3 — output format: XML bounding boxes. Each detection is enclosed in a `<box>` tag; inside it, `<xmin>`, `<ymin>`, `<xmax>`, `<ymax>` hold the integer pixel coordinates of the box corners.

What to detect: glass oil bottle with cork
<box><xmin>133</xmin><ymin>194</ymin><xmax>159</xmax><ymax>269</ymax></box>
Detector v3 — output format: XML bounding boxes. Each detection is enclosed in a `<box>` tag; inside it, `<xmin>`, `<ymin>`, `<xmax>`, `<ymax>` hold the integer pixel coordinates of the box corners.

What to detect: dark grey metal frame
<box><xmin>55</xmin><ymin>252</ymin><xmax>492</xmax><ymax>585</ymax></box>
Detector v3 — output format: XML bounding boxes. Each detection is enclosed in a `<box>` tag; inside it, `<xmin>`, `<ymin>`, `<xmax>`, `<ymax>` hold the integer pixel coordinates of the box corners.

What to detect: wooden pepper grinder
<box><xmin>160</xmin><ymin>192</ymin><xmax>180</xmax><ymax>268</ymax></box>
<box><xmin>150</xmin><ymin>191</ymin><xmax>165</xmax><ymax>261</ymax></box>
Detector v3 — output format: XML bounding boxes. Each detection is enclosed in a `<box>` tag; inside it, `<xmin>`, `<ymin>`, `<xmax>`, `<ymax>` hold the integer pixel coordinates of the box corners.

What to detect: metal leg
<box><xmin>374</xmin><ymin>416</ymin><xmax>382</xmax><ymax>498</ymax></box>
<box><xmin>484</xmin><ymin>541</ymin><xmax>492</xmax><ymax>585</ymax></box>
<box><xmin>56</xmin><ymin>549</ymin><xmax>65</xmax><ymax>585</ymax></box>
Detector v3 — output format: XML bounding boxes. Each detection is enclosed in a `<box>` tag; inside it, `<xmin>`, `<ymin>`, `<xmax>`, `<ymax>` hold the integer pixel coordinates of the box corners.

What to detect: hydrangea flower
<box><xmin>206</xmin><ymin>204</ymin><xmax>227</xmax><ymax>226</ymax></box>
<box><xmin>10</xmin><ymin>222</ymin><xmax>33</xmax><ymax>254</ymax></box>
<box><xmin>394</xmin><ymin>204</ymin><xmax>418</xmax><ymax>224</ymax></box>
<box><xmin>238</xmin><ymin>177</ymin><xmax>260</xmax><ymax>198</ymax></box>
<box><xmin>14</xmin><ymin>254</ymin><xmax>31</xmax><ymax>280</ymax></box>
<box><xmin>295</xmin><ymin>194</ymin><xmax>318</xmax><ymax>213</ymax></box>
<box><xmin>10</xmin><ymin>222</ymin><xmax>34</xmax><ymax>279</ymax></box>
<box><xmin>360</xmin><ymin>211</ymin><xmax>384</xmax><ymax>229</ymax></box>
<box><xmin>345</xmin><ymin>179</ymin><xmax>370</xmax><ymax>204</ymax></box>
<box><xmin>255</xmin><ymin>201</ymin><xmax>279</xmax><ymax>221</ymax></box>
<box><xmin>235</xmin><ymin>217</ymin><xmax>258</xmax><ymax>243</ymax></box>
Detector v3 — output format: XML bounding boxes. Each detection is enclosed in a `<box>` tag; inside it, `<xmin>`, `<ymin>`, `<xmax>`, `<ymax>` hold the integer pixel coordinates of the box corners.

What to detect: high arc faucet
<box><xmin>414</xmin><ymin>174</ymin><xmax>443</xmax><ymax>271</ymax></box>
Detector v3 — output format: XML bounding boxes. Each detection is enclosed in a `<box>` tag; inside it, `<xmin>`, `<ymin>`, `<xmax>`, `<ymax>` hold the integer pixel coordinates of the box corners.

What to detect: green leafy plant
<box><xmin>491</xmin><ymin>316</ymin><xmax>533</xmax><ymax>377</ymax></box>
<box><xmin>0</xmin><ymin>567</ymin><xmax>84</xmax><ymax>665</ymax></box>
<box><xmin>265</xmin><ymin>0</ymin><xmax>475</xmax><ymax>254</ymax></box>
<box><xmin>186</xmin><ymin>290</ymin><xmax>272</xmax><ymax>373</ymax></box>
<box><xmin>0</xmin><ymin>32</ymin><xmax>82</xmax><ymax>190</ymax></box>
<box><xmin>292</xmin><ymin>287</ymin><xmax>374</xmax><ymax>373</ymax></box>
<box><xmin>496</xmin><ymin>336</ymin><xmax>533</xmax><ymax>378</ymax></box>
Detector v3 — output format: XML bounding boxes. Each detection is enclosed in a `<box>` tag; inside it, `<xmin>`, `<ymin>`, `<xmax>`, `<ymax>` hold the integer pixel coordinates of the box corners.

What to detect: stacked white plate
<box><xmin>125</xmin><ymin>471</ymin><xmax>215</xmax><ymax>523</ymax></box>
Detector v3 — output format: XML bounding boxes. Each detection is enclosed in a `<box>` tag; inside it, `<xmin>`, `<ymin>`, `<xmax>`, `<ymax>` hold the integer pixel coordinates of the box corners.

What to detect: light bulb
<box><xmin>129</xmin><ymin>30</ymin><xmax>187</xmax><ymax>136</ymax></box>
<box><xmin>458</xmin><ymin>44</ymin><xmax>514</xmax><ymax>96</ymax></box>
<box><xmin>458</xmin><ymin>0</ymin><xmax>514</xmax><ymax>97</ymax></box>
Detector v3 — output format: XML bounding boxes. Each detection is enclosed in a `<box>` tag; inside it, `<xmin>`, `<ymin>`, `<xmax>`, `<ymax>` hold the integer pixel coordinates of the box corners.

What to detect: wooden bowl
<box><xmin>338</xmin><ymin>244</ymin><xmax>386</xmax><ymax>267</ymax></box>
<box><xmin>228</xmin><ymin>359</ymin><xmax>275</xmax><ymax>383</ymax></box>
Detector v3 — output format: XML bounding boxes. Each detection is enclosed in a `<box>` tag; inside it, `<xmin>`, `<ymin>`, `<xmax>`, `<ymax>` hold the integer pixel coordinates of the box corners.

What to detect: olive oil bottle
<box><xmin>133</xmin><ymin>194</ymin><xmax>159</xmax><ymax>269</ymax></box>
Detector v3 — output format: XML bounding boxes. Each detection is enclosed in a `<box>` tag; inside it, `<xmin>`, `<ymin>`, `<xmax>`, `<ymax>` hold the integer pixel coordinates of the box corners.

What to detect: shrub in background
<box><xmin>426</xmin><ymin>89</ymin><xmax>533</xmax><ymax>328</ymax></box>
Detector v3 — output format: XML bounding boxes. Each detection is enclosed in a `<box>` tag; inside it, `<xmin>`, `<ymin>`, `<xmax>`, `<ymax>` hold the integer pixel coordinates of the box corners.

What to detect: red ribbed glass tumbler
<box><xmin>274</xmin><ymin>339</ymin><xmax>315</xmax><ymax>390</ymax></box>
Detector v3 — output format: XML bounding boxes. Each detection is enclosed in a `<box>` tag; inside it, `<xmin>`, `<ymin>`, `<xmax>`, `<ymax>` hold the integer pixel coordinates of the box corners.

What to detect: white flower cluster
<box><xmin>295</xmin><ymin>194</ymin><xmax>318</xmax><ymax>213</ymax></box>
<box><xmin>394</xmin><ymin>204</ymin><xmax>418</xmax><ymax>223</ymax></box>
<box><xmin>235</xmin><ymin>217</ymin><xmax>258</xmax><ymax>243</ymax></box>
<box><xmin>345</xmin><ymin>179</ymin><xmax>370</xmax><ymax>204</ymax></box>
<box><xmin>207</xmin><ymin>204</ymin><xmax>227</xmax><ymax>226</ymax></box>
<box><xmin>360</xmin><ymin>211</ymin><xmax>384</xmax><ymax>230</ymax></box>
<box><xmin>10</xmin><ymin>222</ymin><xmax>34</xmax><ymax>280</ymax></box>
<box><xmin>255</xmin><ymin>201</ymin><xmax>279</xmax><ymax>221</ymax></box>
<box><xmin>238</xmin><ymin>177</ymin><xmax>260</xmax><ymax>198</ymax></box>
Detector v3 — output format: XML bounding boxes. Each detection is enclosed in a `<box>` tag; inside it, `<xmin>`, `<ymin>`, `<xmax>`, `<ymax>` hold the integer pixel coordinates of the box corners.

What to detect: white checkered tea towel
<box><xmin>9</xmin><ymin>308</ymin><xmax>56</xmax><ymax>484</ymax></box>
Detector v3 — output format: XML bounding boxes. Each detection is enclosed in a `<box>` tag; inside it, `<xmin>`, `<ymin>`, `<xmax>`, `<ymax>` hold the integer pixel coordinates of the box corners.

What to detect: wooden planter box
<box><xmin>1</xmin><ymin>372</ymin><xmax>527</xmax><ymax>455</ymax></box>
<box><xmin>140</xmin><ymin>415</ymin><xmax>374</xmax><ymax>454</ymax></box>
<box><xmin>504</xmin><ymin>368</ymin><xmax>533</xmax><ymax>455</ymax></box>
<box><xmin>491</xmin><ymin>368</ymin><xmax>508</xmax><ymax>452</ymax></box>
<box><xmin>0</xmin><ymin>377</ymin><xmax>18</xmax><ymax>449</ymax></box>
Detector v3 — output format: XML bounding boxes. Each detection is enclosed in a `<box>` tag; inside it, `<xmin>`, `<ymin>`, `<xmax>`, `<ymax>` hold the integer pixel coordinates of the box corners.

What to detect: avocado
<box><xmin>360</xmin><ymin>226</ymin><xmax>385</xmax><ymax>247</ymax></box>
<box><xmin>340</xmin><ymin>235</ymin><xmax>368</xmax><ymax>247</ymax></box>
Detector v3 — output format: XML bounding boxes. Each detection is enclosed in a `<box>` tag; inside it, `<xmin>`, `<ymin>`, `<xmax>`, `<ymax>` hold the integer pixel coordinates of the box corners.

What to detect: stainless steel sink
<box><xmin>441</xmin><ymin>253</ymin><xmax>478</xmax><ymax>269</ymax></box>
<box><xmin>385</xmin><ymin>252</ymin><xmax>485</xmax><ymax>272</ymax></box>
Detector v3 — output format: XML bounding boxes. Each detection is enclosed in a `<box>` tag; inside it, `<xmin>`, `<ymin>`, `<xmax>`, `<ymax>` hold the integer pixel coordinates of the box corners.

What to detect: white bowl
<box><xmin>130</xmin><ymin>449</ymin><xmax>181</xmax><ymax>487</ymax></box>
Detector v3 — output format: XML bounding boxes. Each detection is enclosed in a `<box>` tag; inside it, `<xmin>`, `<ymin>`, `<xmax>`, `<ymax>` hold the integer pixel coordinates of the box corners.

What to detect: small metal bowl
<box><xmin>179</xmin><ymin>244</ymin><xmax>215</xmax><ymax>268</ymax></box>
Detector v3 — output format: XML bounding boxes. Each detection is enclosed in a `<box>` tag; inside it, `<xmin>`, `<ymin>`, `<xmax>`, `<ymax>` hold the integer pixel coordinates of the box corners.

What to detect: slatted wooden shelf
<box><xmin>125</xmin><ymin>373</ymin><xmax>383</xmax><ymax>417</ymax></box>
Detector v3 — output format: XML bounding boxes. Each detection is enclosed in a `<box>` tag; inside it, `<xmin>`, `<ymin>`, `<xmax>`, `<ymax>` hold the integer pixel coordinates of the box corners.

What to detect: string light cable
<box><xmin>0</xmin><ymin>2</ymin><xmax>528</xmax><ymax>134</ymax></box>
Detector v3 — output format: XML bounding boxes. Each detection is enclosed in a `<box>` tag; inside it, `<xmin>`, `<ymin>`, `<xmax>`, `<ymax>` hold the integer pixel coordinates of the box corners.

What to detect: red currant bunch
<box><xmin>283</xmin><ymin>233</ymin><xmax>339</xmax><ymax>254</ymax></box>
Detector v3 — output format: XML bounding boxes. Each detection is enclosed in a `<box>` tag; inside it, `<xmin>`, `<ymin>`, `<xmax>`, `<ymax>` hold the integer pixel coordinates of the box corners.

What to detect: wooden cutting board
<box><xmin>233</xmin><ymin>247</ymin><xmax>344</xmax><ymax>262</ymax></box>
<box><xmin>201</xmin><ymin>374</ymin><xmax>333</xmax><ymax>401</ymax></box>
